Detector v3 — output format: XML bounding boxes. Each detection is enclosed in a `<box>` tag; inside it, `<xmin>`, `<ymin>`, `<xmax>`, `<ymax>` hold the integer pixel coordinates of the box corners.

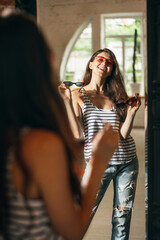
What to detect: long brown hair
<box><xmin>0</xmin><ymin>10</ymin><xmax>82</xmax><ymax>237</ymax></box>
<box><xmin>83</xmin><ymin>48</ymin><xmax>129</xmax><ymax>121</ymax></box>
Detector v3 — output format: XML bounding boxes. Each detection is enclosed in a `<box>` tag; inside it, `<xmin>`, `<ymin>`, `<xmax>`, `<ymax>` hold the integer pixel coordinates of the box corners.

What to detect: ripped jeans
<box><xmin>92</xmin><ymin>157</ymin><xmax>138</xmax><ymax>240</ymax></box>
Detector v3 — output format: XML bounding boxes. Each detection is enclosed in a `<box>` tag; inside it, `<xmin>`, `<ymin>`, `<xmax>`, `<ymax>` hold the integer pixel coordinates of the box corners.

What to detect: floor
<box><xmin>83</xmin><ymin>128</ymin><xmax>145</xmax><ymax>240</ymax></box>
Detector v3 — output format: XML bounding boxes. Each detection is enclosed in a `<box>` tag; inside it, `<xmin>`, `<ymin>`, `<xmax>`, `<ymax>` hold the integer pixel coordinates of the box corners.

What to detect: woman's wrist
<box><xmin>127</xmin><ymin>108</ymin><xmax>136</xmax><ymax>118</ymax></box>
<box><xmin>63</xmin><ymin>97</ymin><xmax>72</xmax><ymax>105</ymax></box>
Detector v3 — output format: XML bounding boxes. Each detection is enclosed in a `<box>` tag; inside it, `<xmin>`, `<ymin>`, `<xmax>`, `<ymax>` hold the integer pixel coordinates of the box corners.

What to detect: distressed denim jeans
<box><xmin>92</xmin><ymin>157</ymin><xmax>138</xmax><ymax>240</ymax></box>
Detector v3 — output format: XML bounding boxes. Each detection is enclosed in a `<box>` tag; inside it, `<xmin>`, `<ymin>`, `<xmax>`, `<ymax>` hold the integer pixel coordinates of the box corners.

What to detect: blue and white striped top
<box><xmin>81</xmin><ymin>88</ymin><xmax>136</xmax><ymax>165</ymax></box>
<box><xmin>5</xmin><ymin>148</ymin><xmax>65</xmax><ymax>240</ymax></box>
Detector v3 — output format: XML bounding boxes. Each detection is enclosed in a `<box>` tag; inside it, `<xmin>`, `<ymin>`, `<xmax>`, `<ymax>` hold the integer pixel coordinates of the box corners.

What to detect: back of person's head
<box><xmin>0</xmin><ymin>9</ymin><xmax>78</xmax><ymax>143</ymax></box>
<box><xmin>0</xmin><ymin>9</ymin><xmax>81</xmax><ymax>236</ymax></box>
<box><xmin>0</xmin><ymin>9</ymin><xmax>56</xmax><ymax>128</ymax></box>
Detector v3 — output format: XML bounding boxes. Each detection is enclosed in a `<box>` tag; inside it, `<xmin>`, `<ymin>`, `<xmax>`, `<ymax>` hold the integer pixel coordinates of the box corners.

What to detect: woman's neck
<box><xmin>85</xmin><ymin>76</ymin><xmax>106</xmax><ymax>94</ymax></box>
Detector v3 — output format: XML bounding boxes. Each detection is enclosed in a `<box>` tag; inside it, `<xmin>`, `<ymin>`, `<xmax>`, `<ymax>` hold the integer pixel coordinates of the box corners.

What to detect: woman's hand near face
<box><xmin>58</xmin><ymin>82</ymin><xmax>71</xmax><ymax>101</ymax></box>
<box><xmin>58</xmin><ymin>82</ymin><xmax>83</xmax><ymax>139</ymax></box>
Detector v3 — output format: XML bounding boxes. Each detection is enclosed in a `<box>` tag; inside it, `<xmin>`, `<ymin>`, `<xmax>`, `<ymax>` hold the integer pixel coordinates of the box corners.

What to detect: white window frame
<box><xmin>60</xmin><ymin>17</ymin><xmax>92</xmax><ymax>82</ymax></box>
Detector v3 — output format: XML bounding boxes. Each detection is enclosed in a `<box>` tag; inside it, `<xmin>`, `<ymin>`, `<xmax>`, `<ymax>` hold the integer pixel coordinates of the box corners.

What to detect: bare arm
<box><xmin>22</xmin><ymin>127</ymin><xmax>118</xmax><ymax>240</ymax></box>
<box><xmin>120</xmin><ymin>93</ymin><xmax>141</xmax><ymax>139</ymax></box>
<box><xmin>58</xmin><ymin>83</ymin><xmax>83</xmax><ymax>139</ymax></box>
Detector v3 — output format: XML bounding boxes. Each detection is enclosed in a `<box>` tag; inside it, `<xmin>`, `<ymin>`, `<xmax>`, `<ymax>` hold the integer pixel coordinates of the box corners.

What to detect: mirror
<box><xmin>37</xmin><ymin>0</ymin><xmax>147</xmax><ymax>239</ymax></box>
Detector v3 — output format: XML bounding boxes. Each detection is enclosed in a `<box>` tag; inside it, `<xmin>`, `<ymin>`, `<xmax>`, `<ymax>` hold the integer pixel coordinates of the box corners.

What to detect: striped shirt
<box><xmin>5</xmin><ymin>148</ymin><xmax>65</xmax><ymax>240</ymax></box>
<box><xmin>81</xmin><ymin>88</ymin><xmax>136</xmax><ymax>165</ymax></box>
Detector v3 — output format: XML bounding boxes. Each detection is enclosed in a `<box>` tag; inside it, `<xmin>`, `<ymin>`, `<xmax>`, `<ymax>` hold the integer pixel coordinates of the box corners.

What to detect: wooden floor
<box><xmin>83</xmin><ymin>128</ymin><xmax>145</xmax><ymax>240</ymax></box>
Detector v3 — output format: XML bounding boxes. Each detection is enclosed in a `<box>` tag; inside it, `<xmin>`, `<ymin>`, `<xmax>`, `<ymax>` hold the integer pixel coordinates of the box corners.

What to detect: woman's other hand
<box><xmin>128</xmin><ymin>92</ymin><xmax>141</xmax><ymax>115</ymax></box>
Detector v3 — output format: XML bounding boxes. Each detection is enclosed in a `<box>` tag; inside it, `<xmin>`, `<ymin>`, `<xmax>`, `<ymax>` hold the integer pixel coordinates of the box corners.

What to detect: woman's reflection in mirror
<box><xmin>59</xmin><ymin>48</ymin><xmax>141</xmax><ymax>240</ymax></box>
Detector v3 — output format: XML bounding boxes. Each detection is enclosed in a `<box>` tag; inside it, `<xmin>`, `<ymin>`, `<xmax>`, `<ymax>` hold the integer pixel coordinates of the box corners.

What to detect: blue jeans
<box><xmin>92</xmin><ymin>157</ymin><xmax>138</xmax><ymax>240</ymax></box>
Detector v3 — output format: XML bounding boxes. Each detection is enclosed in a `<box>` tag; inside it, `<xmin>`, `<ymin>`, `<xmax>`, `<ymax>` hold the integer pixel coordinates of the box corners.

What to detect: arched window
<box><xmin>60</xmin><ymin>20</ymin><xmax>92</xmax><ymax>85</ymax></box>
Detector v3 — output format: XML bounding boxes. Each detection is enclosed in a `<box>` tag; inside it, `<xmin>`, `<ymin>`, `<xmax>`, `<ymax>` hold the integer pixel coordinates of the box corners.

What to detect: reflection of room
<box><xmin>38</xmin><ymin>0</ymin><xmax>146</xmax><ymax>127</ymax></box>
<box><xmin>37</xmin><ymin>1</ymin><xmax>146</xmax><ymax>239</ymax></box>
<box><xmin>1</xmin><ymin>1</ymin><xmax>146</xmax><ymax>239</ymax></box>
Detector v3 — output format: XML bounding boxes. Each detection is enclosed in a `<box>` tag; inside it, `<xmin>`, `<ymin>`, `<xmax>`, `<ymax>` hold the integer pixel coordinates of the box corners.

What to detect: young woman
<box><xmin>0</xmin><ymin>12</ymin><xmax>118</xmax><ymax>240</ymax></box>
<box><xmin>59</xmin><ymin>48</ymin><xmax>141</xmax><ymax>240</ymax></box>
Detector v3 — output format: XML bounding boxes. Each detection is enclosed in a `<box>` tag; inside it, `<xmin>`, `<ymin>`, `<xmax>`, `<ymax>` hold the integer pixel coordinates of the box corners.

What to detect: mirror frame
<box><xmin>147</xmin><ymin>0</ymin><xmax>160</xmax><ymax>238</ymax></box>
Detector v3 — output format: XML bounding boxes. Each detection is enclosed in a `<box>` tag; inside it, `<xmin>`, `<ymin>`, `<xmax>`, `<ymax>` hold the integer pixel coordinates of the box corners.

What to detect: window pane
<box><xmin>105</xmin><ymin>37</ymin><xmax>123</xmax><ymax>70</ymax></box>
<box><xmin>125</xmin><ymin>36</ymin><xmax>142</xmax><ymax>87</ymax></box>
<box><xmin>105</xmin><ymin>18</ymin><xmax>141</xmax><ymax>36</ymax></box>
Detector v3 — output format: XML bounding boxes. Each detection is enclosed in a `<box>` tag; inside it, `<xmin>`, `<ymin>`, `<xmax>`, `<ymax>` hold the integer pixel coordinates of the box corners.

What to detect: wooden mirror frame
<box><xmin>147</xmin><ymin>0</ymin><xmax>160</xmax><ymax>238</ymax></box>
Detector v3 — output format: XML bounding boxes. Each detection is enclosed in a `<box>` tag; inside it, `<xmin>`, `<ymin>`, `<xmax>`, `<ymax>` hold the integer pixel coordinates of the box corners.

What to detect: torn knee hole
<box><xmin>117</xmin><ymin>206</ymin><xmax>129</xmax><ymax>211</ymax></box>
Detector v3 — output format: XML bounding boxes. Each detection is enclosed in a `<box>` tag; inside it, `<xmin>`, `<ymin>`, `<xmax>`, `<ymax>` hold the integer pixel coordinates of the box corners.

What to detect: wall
<box><xmin>37</xmin><ymin>0</ymin><xmax>146</xmax><ymax>127</ymax></box>
<box><xmin>38</xmin><ymin>0</ymin><xmax>146</xmax><ymax>68</ymax></box>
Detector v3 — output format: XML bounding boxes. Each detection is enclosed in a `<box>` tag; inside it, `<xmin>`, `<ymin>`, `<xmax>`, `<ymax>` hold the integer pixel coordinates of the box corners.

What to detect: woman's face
<box><xmin>89</xmin><ymin>51</ymin><xmax>114</xmax><ymax>79</ymax></box>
